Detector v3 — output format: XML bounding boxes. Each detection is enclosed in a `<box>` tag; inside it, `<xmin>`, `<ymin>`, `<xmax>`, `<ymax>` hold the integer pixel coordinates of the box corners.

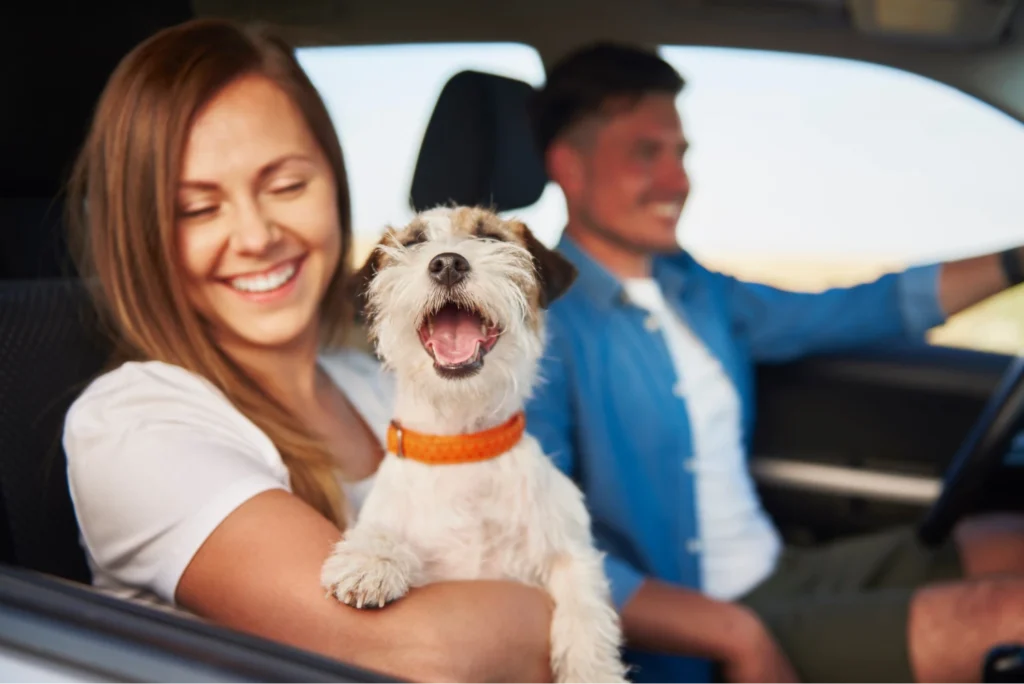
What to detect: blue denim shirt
<box><xmin>524</xmin><ymin>235</ymin><xmax>946</xmax><ymax>682</ymax></box>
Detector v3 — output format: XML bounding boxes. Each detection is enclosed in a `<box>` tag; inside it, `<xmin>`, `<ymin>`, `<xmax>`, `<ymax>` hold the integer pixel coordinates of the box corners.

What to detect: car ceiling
<box><xmin>196</xmin><ymin>0</ymin><xmax>1024</xmax><ymax>120</ymax></box>
<box><xmin>1</xmin><ymin>0</ymin><xmax>1021</xmax><ymax>201</ymax></box>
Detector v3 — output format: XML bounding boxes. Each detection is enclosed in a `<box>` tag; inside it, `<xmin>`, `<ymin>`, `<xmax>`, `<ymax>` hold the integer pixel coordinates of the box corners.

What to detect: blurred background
<box><xmin>297</xmin><ymin>43</ymin><xmax>1024</xmax><ymax>355</ymax></box>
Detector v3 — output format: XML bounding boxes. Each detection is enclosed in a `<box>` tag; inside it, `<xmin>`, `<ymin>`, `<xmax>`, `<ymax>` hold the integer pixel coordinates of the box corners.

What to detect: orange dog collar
<box><xmin>387</xmin><ymin>412</ymin><xmax>526</xmax><ymax>465</ymax></box>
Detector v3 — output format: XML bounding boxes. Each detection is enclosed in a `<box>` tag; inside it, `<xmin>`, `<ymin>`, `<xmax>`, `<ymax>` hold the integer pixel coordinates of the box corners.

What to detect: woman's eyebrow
<box><xmin>178</xmin><ymin>154</ymin><xmax>315</xmax><ymax>190</ymax></box>
<box><xmin>257</xmin><ymin>154</ymin><xmax>315</xmax><ymax>182</ymax></box>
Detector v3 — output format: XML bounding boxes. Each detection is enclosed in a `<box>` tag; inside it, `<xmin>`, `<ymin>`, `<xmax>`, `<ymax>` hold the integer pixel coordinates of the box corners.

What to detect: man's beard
<box><xmin>577</xmin><ymin>203</ymin><xmax>684</xmax><ymax>256</ymax></box>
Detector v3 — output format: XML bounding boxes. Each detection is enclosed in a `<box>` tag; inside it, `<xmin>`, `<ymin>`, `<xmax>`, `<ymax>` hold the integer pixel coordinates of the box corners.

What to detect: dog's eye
<box><xmin>400</xmin><ymin>231</ymin><xmax>427</xmax><ymax>248</ymax></box>
<box><xmin>478</xmin><ymin>231</ymin><xmax>508</xmax><ymax>243</ymax></box>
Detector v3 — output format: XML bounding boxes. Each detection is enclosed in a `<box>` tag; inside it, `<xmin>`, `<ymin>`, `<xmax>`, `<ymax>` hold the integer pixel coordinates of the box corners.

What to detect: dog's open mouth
<box><xmin>417</xmin><ymin>302</ymin><xmax>501</xmax><ymax>378</ymax></box>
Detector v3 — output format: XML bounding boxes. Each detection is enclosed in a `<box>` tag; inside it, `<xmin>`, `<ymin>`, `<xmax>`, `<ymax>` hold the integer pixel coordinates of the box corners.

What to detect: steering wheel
<box><xmin>918</xmin><ymin>356</ymin><xmax>1024</xmax><ymax>546</ymax></box>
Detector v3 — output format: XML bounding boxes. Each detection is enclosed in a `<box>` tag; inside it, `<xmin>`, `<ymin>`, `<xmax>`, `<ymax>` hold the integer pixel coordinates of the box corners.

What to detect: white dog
<box><xmin>320</xmin><ymin>206</ymin><xmax>628</xmax><ymax>683</ymax></box>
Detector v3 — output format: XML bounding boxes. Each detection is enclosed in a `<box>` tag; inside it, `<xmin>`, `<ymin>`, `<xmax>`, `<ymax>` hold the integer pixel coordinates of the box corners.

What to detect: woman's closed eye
<box><xmin>268</xmin><ymin>178</ymin><xmax>309</xmax><ymax>196</ymax></box>
<box><xmin>179</xmin><ymin>204</ymin><xmax>219</xmax><ymax>220</ymax></box>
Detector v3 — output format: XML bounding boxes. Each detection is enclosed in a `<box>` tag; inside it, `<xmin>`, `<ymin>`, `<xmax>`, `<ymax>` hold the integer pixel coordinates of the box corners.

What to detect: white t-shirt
<box><xmin>62</xmin><ymin>349</ymin><xmax>392</xmax><ymax>609</ymax></box>
<box><xmin>623</xmin><ymin>278</ymin><xmax>782</xmax><ymax>600</ymax></box>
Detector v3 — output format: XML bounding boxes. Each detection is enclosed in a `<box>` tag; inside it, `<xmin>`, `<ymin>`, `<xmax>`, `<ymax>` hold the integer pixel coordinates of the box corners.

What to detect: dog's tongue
<box><xmin>425</xmin><ymin>307</ymin><xmax>485</xmax><ymax>366</ymax></box>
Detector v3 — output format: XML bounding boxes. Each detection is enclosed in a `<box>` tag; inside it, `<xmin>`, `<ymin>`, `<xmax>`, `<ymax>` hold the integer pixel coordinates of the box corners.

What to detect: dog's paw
<box><xmin>321</xmin><ymin>545</ymin><xmax>412</xmax><ymax>609</ymax></box>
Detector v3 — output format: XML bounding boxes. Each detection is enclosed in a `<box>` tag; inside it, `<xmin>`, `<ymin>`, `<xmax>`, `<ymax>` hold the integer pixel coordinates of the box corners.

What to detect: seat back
<box><xmin>0</xmin><ymin>197</ymin><xmax>74</xmax><ymax>280</ymax></box>
<box><xmin>0</xmin><ymin>279</ymin><xmax>112</xmax><ymax>582</ymax></box>
<box><xmin>410</xmin><ymin>70</ymin><xmax>548</xmax><ymax>212</ymax></box>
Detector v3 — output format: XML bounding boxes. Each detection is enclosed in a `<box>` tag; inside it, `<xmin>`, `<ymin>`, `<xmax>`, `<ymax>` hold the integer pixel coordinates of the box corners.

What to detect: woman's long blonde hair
<box><xmin>68</xmin><ymin>19</ymin><xmax>352</xmax><ymax>526</ymax></box>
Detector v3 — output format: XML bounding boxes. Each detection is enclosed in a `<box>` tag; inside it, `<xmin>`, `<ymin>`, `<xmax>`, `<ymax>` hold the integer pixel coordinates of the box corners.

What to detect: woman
<box><xmin>62</xmin><ymin>18</ymin><xmax>552</xmax><ymax>682</ymax></box>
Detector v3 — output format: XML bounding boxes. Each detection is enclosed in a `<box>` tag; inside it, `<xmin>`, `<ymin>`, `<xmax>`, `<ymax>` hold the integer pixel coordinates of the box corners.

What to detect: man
<box><xmin>523</xmin><ymin>42</ymin><xmax>1024</xmax><ymax>683</ymax></box>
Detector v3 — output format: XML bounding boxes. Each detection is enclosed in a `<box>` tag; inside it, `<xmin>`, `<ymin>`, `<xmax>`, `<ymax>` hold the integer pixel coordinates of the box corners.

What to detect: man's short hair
<box><xmin>530</xmin><ymin>42</ymin><xmax>686</xmax><ymax>157</ymax></box>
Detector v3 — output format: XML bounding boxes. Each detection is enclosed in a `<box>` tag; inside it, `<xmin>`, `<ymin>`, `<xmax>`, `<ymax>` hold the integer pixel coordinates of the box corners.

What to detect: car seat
<box><xmin>0</xmin><ymin>279</ymin><xmax>111</xmax><ymax>582</ymax></box>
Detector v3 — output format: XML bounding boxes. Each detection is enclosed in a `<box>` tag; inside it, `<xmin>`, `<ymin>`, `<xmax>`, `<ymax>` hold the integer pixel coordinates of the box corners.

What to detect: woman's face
<box><xmin>176</xmin><ymin>74</ymin><xmax>341</xmax><ymax>354</ymax></box>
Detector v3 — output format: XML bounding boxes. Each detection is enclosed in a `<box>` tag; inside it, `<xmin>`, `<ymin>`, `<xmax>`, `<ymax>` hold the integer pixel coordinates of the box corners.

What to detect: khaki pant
<box><xmin>738</xmin><ymin>525</ymin><xmax>962</xmax><ymax>683</ymax></box>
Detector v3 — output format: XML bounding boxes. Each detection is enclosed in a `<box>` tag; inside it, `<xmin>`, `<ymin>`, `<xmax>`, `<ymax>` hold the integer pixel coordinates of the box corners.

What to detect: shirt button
<box><xmin>673</xmin><ymin>382</ymin><xmax>685</xmax><ymax>398</ymax></box>
<box><xmin>683</xmin><ymin>458</ymin><xmax>697</xmax><ymax>472</ymax></box>
<box><xmin>686</xmin><ymin>538</ymin><xmax>703</xmax><ymax>554</ymax></box>
<box><xmin>644</xmin><ymin>315</ymin><xmax>660</xmax><ymax>332</ymax></box>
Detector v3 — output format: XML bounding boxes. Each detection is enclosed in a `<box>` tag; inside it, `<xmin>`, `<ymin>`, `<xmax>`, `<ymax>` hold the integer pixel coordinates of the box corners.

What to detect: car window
<box><xmin>296</xmin><ymin>42</ymin><xmax>560</xmax><ymax>258</ymax></box>
<box><xmin>299</xmin><ymin>43</ymin><xmax>1023</xmax><ymax>355</ymax></box>
<box><xmin>658</xmin><ymin>46</ymin><xmax>1024</xmax><ymax>355</ymax></box>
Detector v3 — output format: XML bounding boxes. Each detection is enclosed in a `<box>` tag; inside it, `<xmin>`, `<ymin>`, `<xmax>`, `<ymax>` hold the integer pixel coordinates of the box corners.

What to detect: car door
<box><xmin>751</xmin><ymin>343</ymin><xmax>1017</xmax><ymax>544</ymax></box>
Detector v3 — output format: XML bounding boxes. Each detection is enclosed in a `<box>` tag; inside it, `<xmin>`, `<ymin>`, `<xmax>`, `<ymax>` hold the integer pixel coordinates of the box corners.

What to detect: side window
<box><xmin>659</xmin><ymin>46</ymin><xmax>1024</xmax><ymax>355</ymax></box>
<box><xmin>296</xmin><ymin>43</ymin><xmax>558</xmax><ymax>258</ymax></box>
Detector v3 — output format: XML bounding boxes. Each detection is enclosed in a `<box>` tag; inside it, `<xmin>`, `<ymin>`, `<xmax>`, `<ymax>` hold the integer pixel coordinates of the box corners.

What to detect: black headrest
<box><xmin>410</xmin><ymin>71</ymin><xmax>549</xmax><ymax>213</ymax></box>
<box><xmin>0</xmin><ymin>279</ymin><xmax>112</xmax><ymax>582</ymax></box>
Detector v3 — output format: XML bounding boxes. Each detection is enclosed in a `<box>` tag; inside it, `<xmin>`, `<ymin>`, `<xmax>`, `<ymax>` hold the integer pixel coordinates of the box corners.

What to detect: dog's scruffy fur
<box><xmin>320</xmin><ymin>206</ymin><xmax>628</xmax><ymax>682</ymax></box>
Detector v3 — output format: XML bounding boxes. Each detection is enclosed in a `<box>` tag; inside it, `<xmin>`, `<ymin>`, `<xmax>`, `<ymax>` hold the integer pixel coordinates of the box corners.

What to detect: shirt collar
<box><xmin>556</xmin><ymin>233</ymin><xmax>625</xmax><ymax>309</ymax></box>
<box><xmin>557</xmin><ymin>232</ymin><xmax>691</xmax><ymax>310</ymax></box>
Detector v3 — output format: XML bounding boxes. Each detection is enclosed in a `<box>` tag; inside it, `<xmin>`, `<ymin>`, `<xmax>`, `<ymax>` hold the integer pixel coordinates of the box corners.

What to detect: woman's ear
<box><xmin>513</xmin><ymin>221</ymin><xmax>577</xmax><ymax>308</ymax></box>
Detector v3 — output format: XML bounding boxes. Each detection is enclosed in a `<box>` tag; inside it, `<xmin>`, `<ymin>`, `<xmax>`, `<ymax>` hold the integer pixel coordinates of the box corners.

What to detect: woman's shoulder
<box><xmin>62</xmin><ymin>360</ymin><xmax>290</xmax><ymax>606</ymax></box>
<box><xmin>63</xmin><ymin>360</ymin><xmax>279</xmax><ymax>463</ymax></box>
<box><xmin>67</xmin><ymin>360</ymin><xmax>231</xmax><ymax>430</ymax></box>
<box><xmin>75</xmin><ymin>358</ymin><xmax>221</xmax><ymax>397</ymax></box>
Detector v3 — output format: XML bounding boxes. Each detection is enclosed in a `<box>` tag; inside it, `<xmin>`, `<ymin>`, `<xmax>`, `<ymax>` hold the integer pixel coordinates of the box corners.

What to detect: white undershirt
<box><xmin>623</xmin><ymin>278</ymin><xmax>782</xmax><ymax>600</ymax></box>
<box><xmin>63</xmin><ymin>349</ymin><xmax>389</xmax><ymax>609</ymax></box>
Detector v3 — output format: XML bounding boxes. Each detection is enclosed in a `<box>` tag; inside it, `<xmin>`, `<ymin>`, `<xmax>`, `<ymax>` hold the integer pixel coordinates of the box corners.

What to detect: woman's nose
<box><xmin>230</xmin><ymin>200</ymin><xmax>279</xmax><ymax>254</ymax></box>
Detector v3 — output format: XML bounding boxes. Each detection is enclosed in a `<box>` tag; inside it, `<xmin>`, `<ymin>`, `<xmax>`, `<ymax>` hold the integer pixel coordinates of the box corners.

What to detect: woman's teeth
<box><xmin>228</xmin><ymin>262</ymin><xmax>298</xmax><ymax>293</ymax></box>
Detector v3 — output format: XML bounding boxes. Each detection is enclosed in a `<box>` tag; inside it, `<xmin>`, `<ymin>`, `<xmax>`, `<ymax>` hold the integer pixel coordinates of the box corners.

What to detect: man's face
<box><xmin>565</xmin><ymin>93</ymin><xmax>690</xmax><ymax>255</ymax></box>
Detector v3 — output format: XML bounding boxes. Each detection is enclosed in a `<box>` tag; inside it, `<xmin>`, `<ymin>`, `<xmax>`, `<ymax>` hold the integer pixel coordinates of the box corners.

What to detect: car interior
<box><xmin>1</xmin><ymin>0</ymin><xmax>1023</xmax><ymax>680</ymax></box>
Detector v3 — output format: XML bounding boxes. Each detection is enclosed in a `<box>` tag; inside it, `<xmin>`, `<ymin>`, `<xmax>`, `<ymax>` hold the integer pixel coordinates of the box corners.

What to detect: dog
<box><xmin>320</xmin><ymin>206</ymin><xmax>628</xmax><ymax>683</ymax></box>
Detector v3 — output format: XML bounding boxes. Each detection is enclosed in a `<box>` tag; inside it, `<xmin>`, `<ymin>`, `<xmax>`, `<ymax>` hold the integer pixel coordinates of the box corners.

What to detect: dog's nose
<box><xmin>428</xmin><ymin>252</ymin><xmax>471</xmax><ymax>287</ymax></box>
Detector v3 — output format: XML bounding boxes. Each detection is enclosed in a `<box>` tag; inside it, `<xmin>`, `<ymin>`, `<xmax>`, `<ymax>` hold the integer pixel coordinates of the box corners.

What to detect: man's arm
<box><xmin>718</xmin><ymin>245</ymin><xmax>1023</xmax><ymax>363</ymax></box>
<box><xmin>621</xmin><ymin>579</ymin><xmax>755</xmax><ymax>659</ymax></box>
<box><xmin>622</xmin><ymin>580</ymin><xmax>797</xmax><ymax>683</ymax></box>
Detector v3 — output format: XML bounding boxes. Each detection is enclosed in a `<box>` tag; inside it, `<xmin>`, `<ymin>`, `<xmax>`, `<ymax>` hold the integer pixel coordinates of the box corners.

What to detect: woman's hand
<box><xmin>375</xmin><ymin>581</ymin><xmax>554</xmax><ymax>682</ymax></box>
<box><xmin>177</xmin><ymin>489</ymin><xmax>552</xmax><ymax>682</ymax></box>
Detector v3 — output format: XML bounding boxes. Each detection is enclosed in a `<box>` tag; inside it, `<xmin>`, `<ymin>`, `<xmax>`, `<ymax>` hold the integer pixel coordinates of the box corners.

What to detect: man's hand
<box><xmin>622</xmin><ymin>579</ymin><xmax>799</xmax><ymax>683</ymax></box>
<box><xmin>938</xmin><ymin>246</ymin><xmax>1024</xmax><ymax>317</ymax></box>
<box><xmin>720</xmin><ymin>608</ymin><xmax>799</xmax><ymax>683</ymax></box>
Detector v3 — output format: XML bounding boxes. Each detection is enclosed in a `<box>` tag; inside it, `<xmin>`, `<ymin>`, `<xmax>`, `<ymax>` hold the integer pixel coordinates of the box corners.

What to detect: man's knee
<box><xmin>954</xmin><ymin>513</ymin><xmax>1024</xmax><ymax>578</ymax></box>
<box><xmin>909</xmin><ymin>576</ymin><xmax>1024</xmax><ymax>682</ymax></box>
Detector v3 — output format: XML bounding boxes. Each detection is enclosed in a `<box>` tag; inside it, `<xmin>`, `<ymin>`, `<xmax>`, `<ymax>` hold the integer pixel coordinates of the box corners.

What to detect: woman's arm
<box><xmin>177</xmin><ymin>489</ymin><xmax>553</xmax><ymax>683</ymax></box>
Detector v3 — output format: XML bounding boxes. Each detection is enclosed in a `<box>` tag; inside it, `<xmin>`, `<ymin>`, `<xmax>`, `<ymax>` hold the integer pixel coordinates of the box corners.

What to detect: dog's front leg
<box><xmin>528</xmin><ymin>464</ymin><xmax>629</xmax><ymax>682</ymax></box>
<box><xmin>321</xmin><ymin>523</ymin><xmax>422</xmax><ymax>609</ymax></box>
<box><xmin>544</xmin><ymin>547</ymin><xmax>629</xmax><ymax>683</ymax></box>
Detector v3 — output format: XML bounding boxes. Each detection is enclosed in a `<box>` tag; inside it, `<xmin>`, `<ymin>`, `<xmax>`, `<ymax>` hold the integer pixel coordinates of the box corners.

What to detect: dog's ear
<box><xmin>515</xmin><ymin>221</ymin><xmax>578</xmax><ymax>308</ymax></box>
<box><xmin>349</xmin><ymin>232</ymin><xmax>391</xmax><ymax>321</ymax></box>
